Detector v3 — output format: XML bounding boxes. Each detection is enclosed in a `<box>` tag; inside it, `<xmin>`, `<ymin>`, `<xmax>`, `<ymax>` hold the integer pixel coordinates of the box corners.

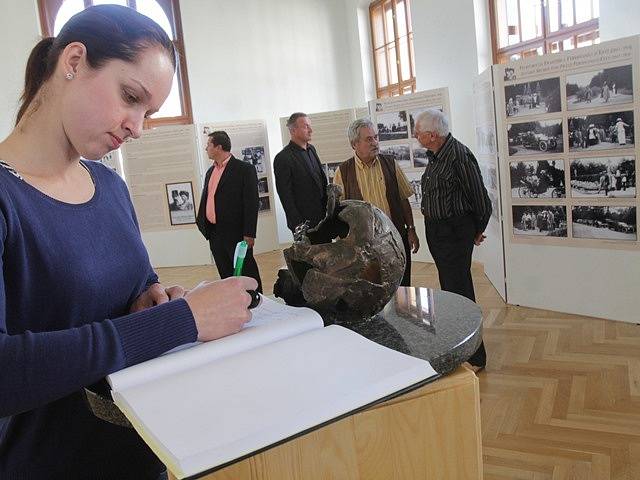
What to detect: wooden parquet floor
<box><xmin>156</xmin><ymin>250</ymin><xmax>640</xmax><ymax>480</ymax></box>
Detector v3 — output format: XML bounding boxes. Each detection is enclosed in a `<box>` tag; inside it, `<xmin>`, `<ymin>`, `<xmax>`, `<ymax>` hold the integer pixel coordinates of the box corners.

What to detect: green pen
<box><xmin>233</xmin><ymin>240</ymin><xmax>248</xmax><ymax>276</ymax></box>
<box><xmin>233</xmin><ymin>240</ymin><xmax>261</xmax><ymax>309</ymax></box>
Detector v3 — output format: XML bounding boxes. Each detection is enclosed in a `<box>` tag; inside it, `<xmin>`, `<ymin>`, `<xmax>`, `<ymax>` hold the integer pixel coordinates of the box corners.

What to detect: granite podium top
<box><xmin>335</xmin><ymin>286</ymin><xmax>483</xmax><ymax>375</ymax></box>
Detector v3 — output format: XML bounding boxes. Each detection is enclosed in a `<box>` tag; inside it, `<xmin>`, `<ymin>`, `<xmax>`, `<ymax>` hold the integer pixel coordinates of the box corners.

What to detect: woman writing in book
<box><xmin>0</xmin><ymin>5</ymin><xmax>257</xmax><ymax>479</ymax></box>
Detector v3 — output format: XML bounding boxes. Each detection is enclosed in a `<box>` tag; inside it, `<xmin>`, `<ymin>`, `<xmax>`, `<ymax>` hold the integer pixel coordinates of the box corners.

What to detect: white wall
<box><xmin>0</xmin><ymin>1</ymin><xmax>40</xmax><ymax>138</ymax></box>
<box><xmin>600</xmin><ymin>0</ymin><xmax>640</xmax><ymax>42</ymax></box>
<box><xmin>410</xmin><ymin>0</ymin><xmax>481</xmax><ymax>149</ymax></box>
<box><xmin>180</xmin><ymin>0</ymin><xmax>367</xmax><ymax>245</ymax></box>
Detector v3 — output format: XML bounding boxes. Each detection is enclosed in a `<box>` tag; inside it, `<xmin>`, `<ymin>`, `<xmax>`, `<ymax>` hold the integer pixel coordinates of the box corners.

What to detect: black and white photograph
<box><xmin>380</xmin><ymin>144</ymin><xmax>411</xmax><ymax>170</ymax></box>
<box><xmin>405</xmin><ymin>171</ymin><xmax>423</xmax><ymax>210</ymax></box>
<box><xmin>566</xmin><ymin>65</ymin><xmax>633</xmax><ymax>111</ymax></box>
<box><xmin>504</xmin><ymin>77</ymin><xmax>561</xmax><ymax>118</ymax></box>
<box><xmin>570</xmin><ymin>156</ymin><xmax>636</xmax><ymax>198</ymax></box>
<box><xmin>572</xmin><ymin>206</ymin><xmax>637</xmax><ymax>241</ymax></box>
<box><xmin>257</xmin><ymin>177</ymin><xmax>269</xmax><ymax>195</ymax></box>
<box><xmin>409</xmin><ymin>106</ymin><xmax>442</xmax><ymax>137</ymax></box>
<box><xmin>509</xmin><ymin>159</ymin><xmax>565</xmax><ymax>198</ymax></box>
<box><xmin>239</xmin><ymin>145</ymin><xmax>267</xmax><ymax>175</ymax></box>
<box><xmin>479</xmin><ymin>162</ymin><xmax>498</xmax><ymax>191</ymax></box>
<box><xmin>258</xmin><ymin>195</ymin><xmax>271</xmax><ymax>213</ymax></box>
<box><xmin>413</xmin><ymin>147</ymin><xmax>429</xmax><ymax>168</ymax></box>
<box><xmin>568</xmin><ymin>111</ymin><xmax>634</xmax><ymax>151</ymax></box>
<box><xmin>507</xmin><ymin>119</ymin><xmax>564</xmax><ymax>156</ymax></box>
<box><xmin>166</xmin><ymin>181</ymin><xmax>196</xmax><ymax>225</ymax></box>
<box><xmin>475</xmin><ymin>125</ymin><xmax>496</xmax><ymax>155</ymax></box>
<box><xmin>325</xmin><ymin>161</ymin><xmax>342</xmax><ymax>184</ymax></box>
<box><xmin>377</xmin><ymin>110</ymin><xmax>408</xmax><ymax>141</ymax></box>
<box><xmin>512</xmin><ymin>205</ymin><xmax>567</xmax><ymax>237</ymax></box>
<box><xmin>504</xmin><ymin>67</ymin><xmax>516</xmax><ymax>81</ymax></box>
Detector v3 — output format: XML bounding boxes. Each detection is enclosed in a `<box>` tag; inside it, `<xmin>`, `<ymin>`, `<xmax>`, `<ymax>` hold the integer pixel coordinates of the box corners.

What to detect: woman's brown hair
<box><xmin>17</xmin><ymin>4</ymin><xmax>177</xmax><ymax>125</ymax></box>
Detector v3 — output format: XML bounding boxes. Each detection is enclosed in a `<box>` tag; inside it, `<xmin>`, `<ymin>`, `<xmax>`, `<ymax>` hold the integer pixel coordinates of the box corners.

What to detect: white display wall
<box><xmin>489</xmin><ymin>36</ymin><xmax>640</xmax><ymax>323</ymax></box>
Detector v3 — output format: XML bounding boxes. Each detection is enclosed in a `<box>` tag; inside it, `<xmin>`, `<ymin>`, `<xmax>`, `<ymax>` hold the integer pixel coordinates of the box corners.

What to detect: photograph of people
<box><xmin>325</xmin><ymin>161</ymin><xmax>342</xmax><ymax>183</ymax></box>
<box><xmin>504</xmin><ymin>77</ymin><xmax>561</xmax><ymax>117</ymax></box>
<box><xmin>512</xmin><ymin>206</ymin><xmax>567</xmax><ymax>237</ymax></box>
<box><xmin>405</xmin><ymin>171</ymin><xmax>423</xmax><ymax>209</ymax></box>
<box><xmin>376</xmin><ymin>110</ymin><xmax>409</xmax><ymax>141</ymax></box>
<box><xmin>507</xmin><ymin>119</ymin><xmax>564</xmax><ymax>156</ymax></box>
<box><xmin>0</xmin><ymin>6</ymin><xmax>257</xmax><ymax>479</ymax></box>
<box><xmin>569</xmin><ymin>111</ymin><xmax>634</xmax><ymax>151</ymax></box>
<box><xmin>166</xmin><ymin>182</ymin><xmax>196</xmax><ymax>225</ymax></box>
<box><xmin>258</xmin><ymin>195</ymin><xmax>271</xmax><ymax>212</ymax></box>
<box><xmin>566</xmin><ymin>65</ymin><xmax>633</xmax><ymax>110</ymax></box>
<box><xmin>570</xmin><ymin>156</ymin><xmax>636</xmax><ymax>198</ymax></box>
<box><xmin>240</xmin><ymin>146</ymin><xmax>266</xmax><ymax>175</ymax></box>
<box><xmin>379</xmin><ymin>144</ymin><xmax>411</xmax><ymax>170</ymax></box>
<box><xmin>572</xmin><ymin>206</ymin><xmax>637</xmax><ymax>241</ymax></box>
<box><xmin>510</xmin><ymin>160</ymin><xmax>565</xmax><ymax>198</ymax></box>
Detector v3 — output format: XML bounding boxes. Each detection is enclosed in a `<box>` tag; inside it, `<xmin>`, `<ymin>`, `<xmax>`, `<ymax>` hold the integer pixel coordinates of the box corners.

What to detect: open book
<box><xmin>107</xmin><ymin>296</ymin><xmax>438</xmax><ymax>479</ymax></box>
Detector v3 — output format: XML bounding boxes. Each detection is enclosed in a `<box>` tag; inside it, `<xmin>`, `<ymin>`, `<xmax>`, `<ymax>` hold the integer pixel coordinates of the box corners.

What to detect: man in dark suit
<box><xmin>196</xmin><ymin>131</ymin><xmax>262</xmax><ymax>292</ymax></box>
<box><xmin>274</xmin><ymin>112</ymin><xmax>329</xmax><ymax>238</ymax></box>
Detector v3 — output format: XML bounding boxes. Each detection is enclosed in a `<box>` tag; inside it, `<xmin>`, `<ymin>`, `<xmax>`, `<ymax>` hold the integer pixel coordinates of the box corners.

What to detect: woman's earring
<box><xmin>65</xmin><ymin>72</ymin><xmax>74</xmax><ymax>80</ymax></box>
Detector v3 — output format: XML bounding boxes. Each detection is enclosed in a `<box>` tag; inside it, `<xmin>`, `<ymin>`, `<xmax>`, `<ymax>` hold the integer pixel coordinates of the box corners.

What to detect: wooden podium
<box><xmin>169</xmin><ymin>365</ymin><xmax>482</xmax><ymax>480</ymax></box>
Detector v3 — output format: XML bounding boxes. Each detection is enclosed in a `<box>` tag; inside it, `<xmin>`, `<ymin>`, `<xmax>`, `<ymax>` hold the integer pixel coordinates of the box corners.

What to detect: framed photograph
<box><xmin>475</xmin><ymin>125</ymin><xmax>497</xmax><ymax>155</ymax></box>
<box><xmin>376</xmin><ymin>111</ymin><xmax>408</xmax><ymax>141</ymax></box>
<box><xmin>379</xmin><ymin>144</ymin><xmax>411</xmax><ymax>170</ymax></box>
<box><xmin>568</xmin><ymin>111</ymin><xmax>634</xmax><ymax>151</ymax></box>
<box><xmin>507</xmin><ymin>119</ymin><xmax>564</xmax><ymax>156</ymax></box>
<box><xmin>512</xmin><ymin>205</ymin><xmax>567</xmax><ymax>237</ymax></box>
<box><xmin>504</xmin><ymin>77</ymin><xmax>561</xmax><ymax>118</ymax></box>
<box><xmin>325</xmin><ymin>162</ymin><xmax>342</xmax><ymax>184</ymax></box>
<box><xmin>405</xmin><ymin>171</ymin><xmax>423</xmax><ymax>210</ymax></box>
<box><xmin>257</xmin><ymin>177</ymin><xmax>269</xmax><ymax>195</ymax></box>
<box><xmin>413</xmin><ymin>147</ymin><xmax>429</xmax><ymax>168</ymax></box>
<box><xmin>239</xmin><ymin>146</ymin><xmax>266</xmax><ymax>175</ymax></box>
<box><xmin>504</xmin><ymin>67</ymin><xmax>516</xmax><ymax>81</ymax></box>
<box><xmin>572</xmin><ymin>206</ymin><xmax>637</xmax><ymax>241</ymax></box>
<box><xmin>408</xmin><ymin>105</ymin><xmax>443</xmax><ymax>137</ymax></box>
<box><xmin>566</xmin><ymin>65</ymin><xmax>633</xmax><ymax>111</ymax></box>
<box><xmin>166</xmin><ymin>182</ymin><xmax>196</xmax><ymax>226</ymax></box>
<box><xmin>570</xmin><ymin>156</ymin><xmax>635</xmax><ymax>198</ymax></box>
<box><xmin>509</xmin><ymin>159</ymin><xmax>565</xmax><ymax>198</ymax></box>
<box><xmin>258</xmin><ymin>195</ymin><xmax>271</xmax><ymax>213</ymax></box>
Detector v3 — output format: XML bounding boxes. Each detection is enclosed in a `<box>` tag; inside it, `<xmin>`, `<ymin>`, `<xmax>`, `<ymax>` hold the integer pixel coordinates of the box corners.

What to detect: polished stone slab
<box><xmin>335</xmin><ymin>286</ymin><xmax>483</xmax><ymax>374</ymax></box>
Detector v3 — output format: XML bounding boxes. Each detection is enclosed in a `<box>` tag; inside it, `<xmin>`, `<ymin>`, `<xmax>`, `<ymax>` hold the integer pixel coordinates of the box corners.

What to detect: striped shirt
<box><xmin>334</xmin><ymin>154</ymin><xmax>413</xmax><ymax>220</ymax></box>
<box><xmin>420</xmin><ymin>134</ymin><xmax>491</xmax><ymax>233</ymax></box>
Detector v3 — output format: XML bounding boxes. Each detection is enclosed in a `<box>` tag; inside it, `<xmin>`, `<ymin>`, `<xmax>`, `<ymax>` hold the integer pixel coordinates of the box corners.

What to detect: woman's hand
<box><xmin>130</xmin><ymin>283</ymin><xmax>187</xmax><ymax>313</ymax></box>
<box><xmin>184</xmin><ymin>276</ymin><xmax>258</xmax><ymax>342</ymax></box>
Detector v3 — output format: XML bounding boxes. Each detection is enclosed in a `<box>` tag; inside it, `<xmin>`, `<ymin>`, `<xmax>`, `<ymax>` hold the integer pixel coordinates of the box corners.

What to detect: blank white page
<box><xmin>112</xmin><ymin>325</ymin><xmax>437</xmax><ymax>479</ymax></box>
<box><xmin>108</xmin><ymin>296</ymin><xmax>323</xmax><ymax>392</ymax></box>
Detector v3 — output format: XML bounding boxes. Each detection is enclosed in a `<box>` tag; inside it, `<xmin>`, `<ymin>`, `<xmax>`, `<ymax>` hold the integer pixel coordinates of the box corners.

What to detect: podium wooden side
<box><xmin>168</xmin><ymin>365</ymin><xmax>482</xmax><ymax>480</ymax></box>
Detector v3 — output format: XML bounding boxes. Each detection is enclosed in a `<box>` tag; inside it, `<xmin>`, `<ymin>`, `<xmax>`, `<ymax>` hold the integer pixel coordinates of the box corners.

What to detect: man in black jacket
<box><xmin>196</xmin><ymin>131</ymin><xmax>262</xmax><ymax>292</ymax></box>
<box><xmin>274</xmin><ymin>113</ymin><xmax>328</xmax><ymax>237</ymax></box>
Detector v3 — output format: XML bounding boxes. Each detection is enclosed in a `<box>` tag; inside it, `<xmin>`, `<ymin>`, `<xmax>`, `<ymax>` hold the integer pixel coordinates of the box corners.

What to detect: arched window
<box><xmin>38</xmin><ymin>0</ymin><xmax>193</xmax><ymax>127</ymax></box>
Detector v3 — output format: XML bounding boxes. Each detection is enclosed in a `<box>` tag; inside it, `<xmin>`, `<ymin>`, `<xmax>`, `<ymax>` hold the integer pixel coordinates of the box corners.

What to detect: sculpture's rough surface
<box><xmin>274</xmin><ymin>184</ymin><xmax>406</xmax><ymax>322</ymax></box>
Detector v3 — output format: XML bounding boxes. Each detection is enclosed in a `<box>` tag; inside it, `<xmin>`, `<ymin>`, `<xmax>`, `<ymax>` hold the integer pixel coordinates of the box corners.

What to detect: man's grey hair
<box><xmin>286</xmin><ymin>112</ymin><xmax>308</xmax><ymax>131</ymax></box>
<box><xmin>415</xmin><ymin>109</ymin><xmax>450</xmax><ymax>137</ymax></box>
<box><xmin>347</xmin><ymin>118</ymin><xmax>375</xmax><ymax>146</ymax></box>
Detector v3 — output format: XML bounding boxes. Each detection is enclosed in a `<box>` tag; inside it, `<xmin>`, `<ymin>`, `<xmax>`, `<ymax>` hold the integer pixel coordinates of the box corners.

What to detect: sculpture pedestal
<box><xmin>168</xmin><ymin>365</ymin><xmax>482</xmax><ymax>480</ymax></box>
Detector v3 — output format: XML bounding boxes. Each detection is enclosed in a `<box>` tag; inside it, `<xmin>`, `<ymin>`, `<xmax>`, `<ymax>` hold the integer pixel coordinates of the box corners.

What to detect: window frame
<box><xmin>37</xmin><ymin>0</ymin><xmax>193</xmax><ymax>127</ymax></box>
<box><xmin>489</xmin><ymin>0</ymin><xmax>599</xmax><ymax>64</ymax></box>
<box><xmin>369</xmin><ymin>0</ymin><xmax>416</xmax><ymax>98</ymax></box>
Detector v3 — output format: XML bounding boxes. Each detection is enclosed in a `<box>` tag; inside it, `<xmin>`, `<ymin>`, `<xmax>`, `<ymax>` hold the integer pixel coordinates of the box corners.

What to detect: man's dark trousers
<box><xmin>424</xmin><ymin>214</ymin><xmax>486</xmax><ymax>367</ymax></box>
<box><xmin>209</xmin><ymin>225</ymin><xmax>262</xmax><ymax>293</ymax></box>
